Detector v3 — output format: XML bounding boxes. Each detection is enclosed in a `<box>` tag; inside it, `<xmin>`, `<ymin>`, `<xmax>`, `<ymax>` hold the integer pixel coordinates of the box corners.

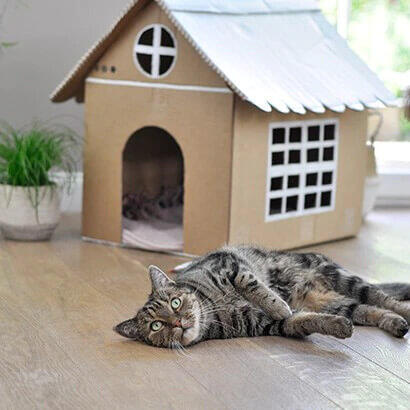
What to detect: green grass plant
<box><xmin>0</xmin><ymin>121</ymin><xmax>81</xmax><ymax>211</ymax></box>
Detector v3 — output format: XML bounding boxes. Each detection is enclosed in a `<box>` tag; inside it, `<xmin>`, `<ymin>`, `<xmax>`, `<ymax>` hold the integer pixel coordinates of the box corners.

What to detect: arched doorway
<box><xmin>121</xmin><ymin>127</ymin><xmax>184</xmax><ymax>251</ymax></box>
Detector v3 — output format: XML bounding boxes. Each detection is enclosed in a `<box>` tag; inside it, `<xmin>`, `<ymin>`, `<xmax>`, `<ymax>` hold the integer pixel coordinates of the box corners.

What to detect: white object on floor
<box><xmin>374</xmin><ymin>142</ymin><xmax>410</xmax><ymax>208</ymax></box>
<box><xmin>122</xmin><ymin>217</ymin><xmax>183</xmax><ymax>252</ymax></box>
<box><xmin>362</xmin><ymin>176</ymin><xmax>380</xmax><ymax>217</ymax></box>
<box><xmin>170</xmin><ymin>260</ymin><xmax>194</xmax><ymax>273</ymax></box>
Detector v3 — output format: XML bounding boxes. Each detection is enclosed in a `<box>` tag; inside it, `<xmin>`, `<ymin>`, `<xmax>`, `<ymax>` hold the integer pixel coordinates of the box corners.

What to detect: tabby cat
<box><xmin>114</xmin><ymin>245</ymin><xmax>410</xmax><ymax>348</ymax></box>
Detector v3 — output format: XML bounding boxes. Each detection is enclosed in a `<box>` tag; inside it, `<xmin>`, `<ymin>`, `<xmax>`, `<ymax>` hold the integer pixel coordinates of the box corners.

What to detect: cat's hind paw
<box><xmin>327</xmin><ymin>316</ymin><xmax>354</xmax><ymax>339</ymax></box>
<box><xmin>380</xmin><ymin>316</ymin><xmax>409</xmax><ymax>338</ymax></box>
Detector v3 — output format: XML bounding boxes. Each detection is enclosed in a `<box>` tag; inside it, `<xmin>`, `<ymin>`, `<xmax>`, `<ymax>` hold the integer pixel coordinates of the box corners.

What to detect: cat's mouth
<box><xmin>181</xmin><ymin>318</ymin><xmax>200</xmax><ymax>346</ymax></box>
<box><xmin>174</xmin><ymin>323</ymin><xmax>193</xmax><ymax>336</ymax></box>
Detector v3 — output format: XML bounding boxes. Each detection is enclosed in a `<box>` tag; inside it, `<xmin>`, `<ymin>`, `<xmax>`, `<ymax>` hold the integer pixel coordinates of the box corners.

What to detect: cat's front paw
<box><xmin>264</xmin><ymin>298</ymin><xmax>292</xmax><ymax>320</ymax></box>
<box><xmin>328</xmin><ymin>316</ymin><xmax>354</xmax><ymax>339</ymax></box>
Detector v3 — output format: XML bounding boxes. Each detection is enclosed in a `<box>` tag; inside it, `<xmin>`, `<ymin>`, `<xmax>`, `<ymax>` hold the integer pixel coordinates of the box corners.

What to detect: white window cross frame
<box><xmin>133</xmin><ymin>24</ymin><xmax>177</xmax><ymax>79</ymax></box>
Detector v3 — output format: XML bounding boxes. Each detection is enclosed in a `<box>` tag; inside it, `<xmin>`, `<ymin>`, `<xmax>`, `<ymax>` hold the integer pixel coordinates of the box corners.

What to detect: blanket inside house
<box><xmin>121</xmin><ymin>187</ymin><xmax>183</xmax><ymax>252</ymax></box>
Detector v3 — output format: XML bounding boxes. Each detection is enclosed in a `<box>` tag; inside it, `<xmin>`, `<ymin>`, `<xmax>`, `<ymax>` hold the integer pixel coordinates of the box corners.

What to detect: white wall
<box><xmin>0</xmin><ymin>0</ymin><xmax>129</xmax><ymax>136</ymax></box>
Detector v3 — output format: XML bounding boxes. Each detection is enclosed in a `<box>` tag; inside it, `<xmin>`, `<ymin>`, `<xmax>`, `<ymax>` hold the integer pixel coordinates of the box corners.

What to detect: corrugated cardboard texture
<box><xmin>229</xmin><ymin>97</ymin><xmax>368</xmax><ymax>249</ymax></box>
<box><xmin>83</xmin><ymin>83</ymin><xmax>233</xmax><ymax>254</ymax></box>
<box><xmin>92</xmin><ymin>1</ymin><xmax>226</xmax><ymax>88</ymax></box>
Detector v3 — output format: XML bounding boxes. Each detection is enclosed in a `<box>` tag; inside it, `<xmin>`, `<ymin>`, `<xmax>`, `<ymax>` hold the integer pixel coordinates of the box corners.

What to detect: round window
<box><xmin>133</xmin><ymin>24</ymin><xmax>177</xmax><ymax>79</ymax></box>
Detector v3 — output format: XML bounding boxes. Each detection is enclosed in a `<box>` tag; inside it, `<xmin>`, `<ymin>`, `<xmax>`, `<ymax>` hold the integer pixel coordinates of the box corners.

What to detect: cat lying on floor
<box><xmin>114</xmin><ymin>245</ymin><xmax>410</xmax><ymax>348</ymax></box>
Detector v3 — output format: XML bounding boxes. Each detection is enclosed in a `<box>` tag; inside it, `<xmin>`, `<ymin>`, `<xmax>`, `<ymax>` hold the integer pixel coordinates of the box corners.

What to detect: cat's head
<box><xmin>114</xmin><ymin>265</ymin><xmax>202</xmax><ymax>348</ymax></box>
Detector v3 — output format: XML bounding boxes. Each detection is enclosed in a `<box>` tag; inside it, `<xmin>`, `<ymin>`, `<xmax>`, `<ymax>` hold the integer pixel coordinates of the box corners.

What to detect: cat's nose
<box><xmin>174</xmin><ymin>319</ymin><xmax>182</xmax><ymax>328</ymax></box>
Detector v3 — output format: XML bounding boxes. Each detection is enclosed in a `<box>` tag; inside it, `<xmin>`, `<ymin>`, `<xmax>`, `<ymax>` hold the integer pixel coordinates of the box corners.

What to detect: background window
<box><xmin>320</xmin><ymin>1</ymin><xmax>410</xmax><ymax>209</ymax></box>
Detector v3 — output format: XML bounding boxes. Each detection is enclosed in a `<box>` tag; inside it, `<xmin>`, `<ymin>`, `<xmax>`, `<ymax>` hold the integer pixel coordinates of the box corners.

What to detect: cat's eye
<box><xmin>150</xmin><ymin>321</ymin><xmax>163</xmax><ymax>332</ymax></box>
<box><xmin>171</xmin><ymin>298</ymin><xmax>181</xmax><ymax>310</ymax></box>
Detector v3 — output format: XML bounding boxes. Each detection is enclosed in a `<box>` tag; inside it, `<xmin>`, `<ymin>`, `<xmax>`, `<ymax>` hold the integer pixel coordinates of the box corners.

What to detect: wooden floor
<box><xmin>0</xmin><ymin>210</ymin><xmax>409</xmax><ymax>409</ymax></box>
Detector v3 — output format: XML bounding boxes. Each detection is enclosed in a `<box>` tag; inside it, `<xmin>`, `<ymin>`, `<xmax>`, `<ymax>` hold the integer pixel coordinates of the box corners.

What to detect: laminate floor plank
<box><xmin>172</xmin><ymin>338</ymin><xmax>339</xmax><ymax>410</ymax></box>
<box><xmin>0</xmin><ymin>296</ymin><xmax>114</xmax><ymax>410</ymax></box>
<box><xmin>333</xmin><ymin>326</ymin><xmax>410</xmax><ymax>382</ymax></box>
<box><xmin>252</xmin><ymin>334</ymin><xmax>410</xmax><ymax>409</ymax></box>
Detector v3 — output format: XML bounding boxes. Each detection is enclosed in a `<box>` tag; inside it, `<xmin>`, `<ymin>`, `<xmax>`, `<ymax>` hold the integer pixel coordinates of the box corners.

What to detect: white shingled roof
<box><xmin>51</xmin><ymin>0</ymin><xmax>397</xmax><ymax>114</ymax></box>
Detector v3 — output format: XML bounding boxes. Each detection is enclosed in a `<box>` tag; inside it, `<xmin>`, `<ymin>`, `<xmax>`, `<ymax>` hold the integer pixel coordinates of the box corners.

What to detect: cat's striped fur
<box><xmin>115</xmin><ymin>245</ymin><xmax>410</xmax><ymax>347</ymax></box>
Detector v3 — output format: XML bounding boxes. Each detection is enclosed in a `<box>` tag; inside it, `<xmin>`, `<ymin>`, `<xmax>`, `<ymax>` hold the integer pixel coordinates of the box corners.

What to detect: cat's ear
<box><xmin>148</xmin><ymin>265</ymin><xmax>174</xmax><ymax>290</ymax></box>
<box><xmin>114</xmin><ymin>318</ymin><xmax>140</xmax><ymax>339</ymax></box>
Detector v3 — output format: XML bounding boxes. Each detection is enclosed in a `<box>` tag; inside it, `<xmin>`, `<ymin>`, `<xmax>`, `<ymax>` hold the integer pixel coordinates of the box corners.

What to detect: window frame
<box><xmin>265</xmin><ymin>118</ymin><xmax>339</xmax><ymax>222</ymax></box>
<box><xmin>133</xmin><ymin>24</ymin><xmax>178</xmax><ymax>79</ymax></box>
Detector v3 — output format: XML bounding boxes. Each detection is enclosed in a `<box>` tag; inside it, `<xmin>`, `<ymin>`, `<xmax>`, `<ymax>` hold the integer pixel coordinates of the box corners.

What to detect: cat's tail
<box><xmin>378</xmin><ymin>283</ymin><xmax>410</xmax><ymax>301</ymax></box>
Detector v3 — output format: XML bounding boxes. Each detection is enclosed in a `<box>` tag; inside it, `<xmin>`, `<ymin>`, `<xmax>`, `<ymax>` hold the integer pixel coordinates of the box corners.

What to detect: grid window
<box><xmin>289</xmin><ymin>127</ymin><xmax>302</xmax><ymax>143</ymax></box>
<box><xmin>289</xmin><ymin>150</ymin><xmax>301</xmax><ymax>164</ymax></box>
<box><xmin>266</xmin><ymin>119</ymin><xmax>338</xmax><ymax>221</ymax></box>
<box><xmin>323</xmin><ymin>147</ymin><xmax>334</xmax><ymax>161</ymax></box>
<box><xmin>306</xmin><ymin>173</ymin><xmax>318</xmax><ymax>186</ymax></box>
<box><xmin>270</xmin><ymin>177</ymin><xmax>283</xmax><ymax>191</ymax></box>
<box><xmin>307</xmin><ymin>148</ymin><xmax>319</xmax><ymax>162</ymax></box>
<box><xmin>272</xmin><ymin>152</ymin><xmax>284</xmax><ymax>166</ymax></box>
<box><xmin>321</xmin><ymin>191</ymin><xmax>332</xmax><ymax>207</ymax></box>
<box><xmin>272</xmin><ymin>128</ymin><xmax>285</xmax><ymax>144</ymax></box>
<box><xmin>308</xmin><ymin>126</ymin><xmax>320</xmax><ymax>141</ymax></box>
<box><xmin>322</xmin><ymin>171</ymin><xmax>333</xmax><ymax>185</ymax></box>
<box><xmin>269</xmin><ymin>198</ymin><xmax>282</xmax><ymax>215</ymax></box>
<box><xmin>286</xmin><ymin>196</ymin><xmax>298</xmax><ymax>212</ymax></box>
<box><xmin>304</xmin><ymin>193</ymin><xmax>317</xmax><ymax>209</ymax></box>
<box><xmin>288</xmin><ymin>175</ymin><xmax>299</xmax><ymax>188</ymax></box>
<box><xmin>324</xmin><ymin>124</ymin><xmax>336</xmax><ymax>140</ymax></box>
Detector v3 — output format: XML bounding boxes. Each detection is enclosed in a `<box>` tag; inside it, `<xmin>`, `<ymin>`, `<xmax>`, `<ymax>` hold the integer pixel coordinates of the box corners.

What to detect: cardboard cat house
<box><xmin>51</xmin><ymin>0</ymin><xmax>396</xmax><ymax>255</ymax></box>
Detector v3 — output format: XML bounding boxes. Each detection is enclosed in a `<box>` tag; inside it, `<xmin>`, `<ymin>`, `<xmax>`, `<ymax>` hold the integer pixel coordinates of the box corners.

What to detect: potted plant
<box><xmin>0</xmin><ymin>122</ymin><xmax>80</xmax><ymax>240</ymax></box>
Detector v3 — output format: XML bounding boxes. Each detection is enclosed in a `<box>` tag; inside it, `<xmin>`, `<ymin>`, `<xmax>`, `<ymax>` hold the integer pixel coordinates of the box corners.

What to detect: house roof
<box><xmin>51</xmin><ymin>0</ymin><xmax>397</xmax><ymax>114</ymax></box>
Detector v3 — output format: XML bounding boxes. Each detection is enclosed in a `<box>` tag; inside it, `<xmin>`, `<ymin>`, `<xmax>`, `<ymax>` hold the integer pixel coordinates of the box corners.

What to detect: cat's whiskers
<box><xmin>171</xmin><ymin>339</ymin><xmax>191</xmax><ymax>358</ymax></box>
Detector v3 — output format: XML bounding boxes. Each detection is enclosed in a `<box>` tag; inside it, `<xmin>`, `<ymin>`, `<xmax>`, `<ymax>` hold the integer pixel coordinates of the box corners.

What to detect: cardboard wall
<box><xmin>229</xmin><ymin>97</ymin><xmax>368</xmax><ymax>249</ymax></box>
<box><xmin>83</xmin><ymin>82</ymin><xmax>234</xmax><ymax>254</ymax></box>
<box><xmin>91</xmin><ymin>1</ymin><xmax>226</xmax><ymax>88</ymax></box>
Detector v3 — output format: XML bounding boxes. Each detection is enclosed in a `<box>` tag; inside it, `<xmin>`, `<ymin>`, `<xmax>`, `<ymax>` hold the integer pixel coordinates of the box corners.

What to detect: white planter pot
<box><xmin>362</xmin><ymin>176</ymin><xmax>380</xmax><ymax>218</ymax></box>
<box><xmin>0</xmin><ymin>185</ymin><xmax>61</xmax><ymax>241</ymax></box>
